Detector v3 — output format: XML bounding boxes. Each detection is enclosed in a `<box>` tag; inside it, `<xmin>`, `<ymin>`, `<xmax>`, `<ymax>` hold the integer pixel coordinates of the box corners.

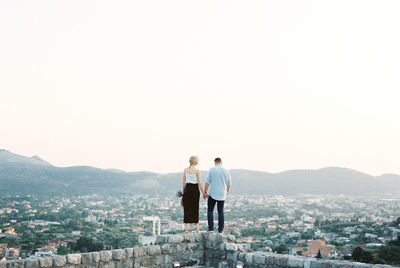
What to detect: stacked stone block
<box><xmin>0</xmin><ymin>232</ymin><xmax>395</xmax><ymax>268</ymax></box>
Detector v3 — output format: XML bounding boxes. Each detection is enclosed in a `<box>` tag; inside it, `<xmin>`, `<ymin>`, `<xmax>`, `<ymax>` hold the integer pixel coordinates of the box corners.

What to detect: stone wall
<box><xmin>0</xmin><ymin>232</ymin><xmax>395</xmax><ymax>268</ymax></box>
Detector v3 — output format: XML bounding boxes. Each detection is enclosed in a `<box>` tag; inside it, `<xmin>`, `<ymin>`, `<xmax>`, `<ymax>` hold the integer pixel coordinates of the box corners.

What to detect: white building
<box><xmin>139</xmin><ymin>232</ymin><xmax>156</xmax><ymax>246</ymax></box>
<box><xmin>34</xmin><ymin>251</ymin><xmax>53</xmax><ymax>258</ymax></box>
<box><xmin>85</xmin><ymin>214</ymin><xmax>97</xmax><ymax>223</ymax></box>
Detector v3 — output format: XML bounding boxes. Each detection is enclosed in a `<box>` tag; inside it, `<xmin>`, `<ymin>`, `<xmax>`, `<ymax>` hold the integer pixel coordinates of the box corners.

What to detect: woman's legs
<box><xmin>185</xmin><ymin>223</ymin><xmax>201</xmax><ymax>233</ymax></box>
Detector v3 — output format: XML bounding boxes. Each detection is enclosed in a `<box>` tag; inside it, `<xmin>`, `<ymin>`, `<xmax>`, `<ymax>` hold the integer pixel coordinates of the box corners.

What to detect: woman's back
<box><xmin>185</xmin><ymin>168</ymin><xmax>198</xmax><ymax>184</ymax></box>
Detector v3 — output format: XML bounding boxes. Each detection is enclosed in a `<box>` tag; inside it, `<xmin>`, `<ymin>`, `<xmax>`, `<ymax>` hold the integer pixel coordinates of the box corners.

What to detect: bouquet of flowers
<box><xmin>176</xmin><ymin>190</ymin><xmax>184</xmax><ymax>206</ymax></box>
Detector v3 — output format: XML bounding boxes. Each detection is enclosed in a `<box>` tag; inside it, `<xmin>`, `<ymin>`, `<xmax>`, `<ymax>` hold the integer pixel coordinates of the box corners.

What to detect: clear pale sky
<box><xmin>1</xmin><ymin>1</ymin><xmax>399</xmax><ymax>175</ymax></box>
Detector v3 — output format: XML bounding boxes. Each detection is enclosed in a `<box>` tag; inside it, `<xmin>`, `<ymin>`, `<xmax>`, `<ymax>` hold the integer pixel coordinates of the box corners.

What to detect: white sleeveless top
<box><xmin>185</xmin><ymin>172</ymin><xmax>197</xmax><ymax>184</ymax></box>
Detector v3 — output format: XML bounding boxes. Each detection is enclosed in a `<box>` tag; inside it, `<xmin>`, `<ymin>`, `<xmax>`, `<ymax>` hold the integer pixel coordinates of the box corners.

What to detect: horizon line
<box><xmin>1</xmin><ymin>148</ymin><xmax>398</xmax><ymax>177</ymax></box>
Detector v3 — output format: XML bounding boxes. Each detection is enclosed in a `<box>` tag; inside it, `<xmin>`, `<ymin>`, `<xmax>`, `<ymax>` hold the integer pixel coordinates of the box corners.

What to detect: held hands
<box><xmin>203</xmin><ymin>193</ymin><xmax>208</xmax><ymax>199</ymax></box>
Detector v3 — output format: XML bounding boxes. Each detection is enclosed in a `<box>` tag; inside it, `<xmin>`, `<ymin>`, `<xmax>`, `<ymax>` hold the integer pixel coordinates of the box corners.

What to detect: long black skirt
<box><xmin>183</xmin><ymin>183</ymin><xmax>200</xmax><ymax>223</ymax></box>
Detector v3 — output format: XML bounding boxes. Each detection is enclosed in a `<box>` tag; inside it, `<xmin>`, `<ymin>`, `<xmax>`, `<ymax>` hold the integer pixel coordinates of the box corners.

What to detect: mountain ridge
<box><xmin>0</xmin><ymin>149</ymin><xmax>399</xmax><ymax>196</ymax></box>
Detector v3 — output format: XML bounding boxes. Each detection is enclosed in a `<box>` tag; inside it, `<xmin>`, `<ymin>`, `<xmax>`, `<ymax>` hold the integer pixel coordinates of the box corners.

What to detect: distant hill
<box><xmin>0</xmin><ymin>149</ymin><xmax>400</xmax><ymax>196</ymax></box>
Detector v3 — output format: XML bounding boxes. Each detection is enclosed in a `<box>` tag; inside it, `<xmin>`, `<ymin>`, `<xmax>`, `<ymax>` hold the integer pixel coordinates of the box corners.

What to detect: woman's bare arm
<box><xmin>196</xmin><ymin>170</ymin><xmax>205</xmax><ymax>194</ymax></box>
<box><xmin>182</xmin><ymin>168</ymin><xmax>186</xmax><ymax>192</ymax></box>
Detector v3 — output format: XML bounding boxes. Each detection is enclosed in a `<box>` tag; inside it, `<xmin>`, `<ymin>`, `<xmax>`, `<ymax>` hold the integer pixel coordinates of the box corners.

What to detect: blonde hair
<box><xmin>189</xmin><ymin>156</ymin><xmax>199</xmax><ymax>166</ymax></box>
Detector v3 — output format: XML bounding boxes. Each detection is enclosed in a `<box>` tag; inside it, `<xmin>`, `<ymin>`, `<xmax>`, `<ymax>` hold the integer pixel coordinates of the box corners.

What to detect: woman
<box><xmin>182</xmin><ymin>155</ymin><xmax>205</xmax><ymax>233</ymax></box>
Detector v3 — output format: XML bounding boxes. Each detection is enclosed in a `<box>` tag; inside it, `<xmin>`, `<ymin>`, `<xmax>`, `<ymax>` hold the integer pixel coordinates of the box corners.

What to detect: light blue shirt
<box><xmin>205</xmin><ymin>165</ymin><xmax>232</xmax><ymax>201</ymax></box>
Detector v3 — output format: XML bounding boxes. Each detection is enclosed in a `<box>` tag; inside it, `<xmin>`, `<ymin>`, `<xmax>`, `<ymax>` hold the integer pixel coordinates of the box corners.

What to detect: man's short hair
<box><xmin>214</xmin><ymin>157</ymin><xmax>222</xmax><ymax>163</ymax></box>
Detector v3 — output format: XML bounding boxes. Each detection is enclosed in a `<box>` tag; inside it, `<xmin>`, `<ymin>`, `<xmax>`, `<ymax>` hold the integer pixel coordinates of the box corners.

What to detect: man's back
<box><xmin>206</xmin><ymin>165</ymin><xmax>232</xmax><ymax>201</ymax></box>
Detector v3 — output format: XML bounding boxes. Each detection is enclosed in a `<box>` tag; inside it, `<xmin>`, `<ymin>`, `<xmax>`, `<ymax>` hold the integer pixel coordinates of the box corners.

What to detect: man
<box><xmin>204</xmin><ymin>157</ymin><xmax>232</xmax><ymax>233</ymax></box>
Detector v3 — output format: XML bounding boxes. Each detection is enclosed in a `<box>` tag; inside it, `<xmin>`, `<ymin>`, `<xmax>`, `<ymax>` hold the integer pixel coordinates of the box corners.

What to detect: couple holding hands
<box><xmin>182</xmin><ymin>156</ymin><xmax>232</xmax><ymax>233</ymax></box>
